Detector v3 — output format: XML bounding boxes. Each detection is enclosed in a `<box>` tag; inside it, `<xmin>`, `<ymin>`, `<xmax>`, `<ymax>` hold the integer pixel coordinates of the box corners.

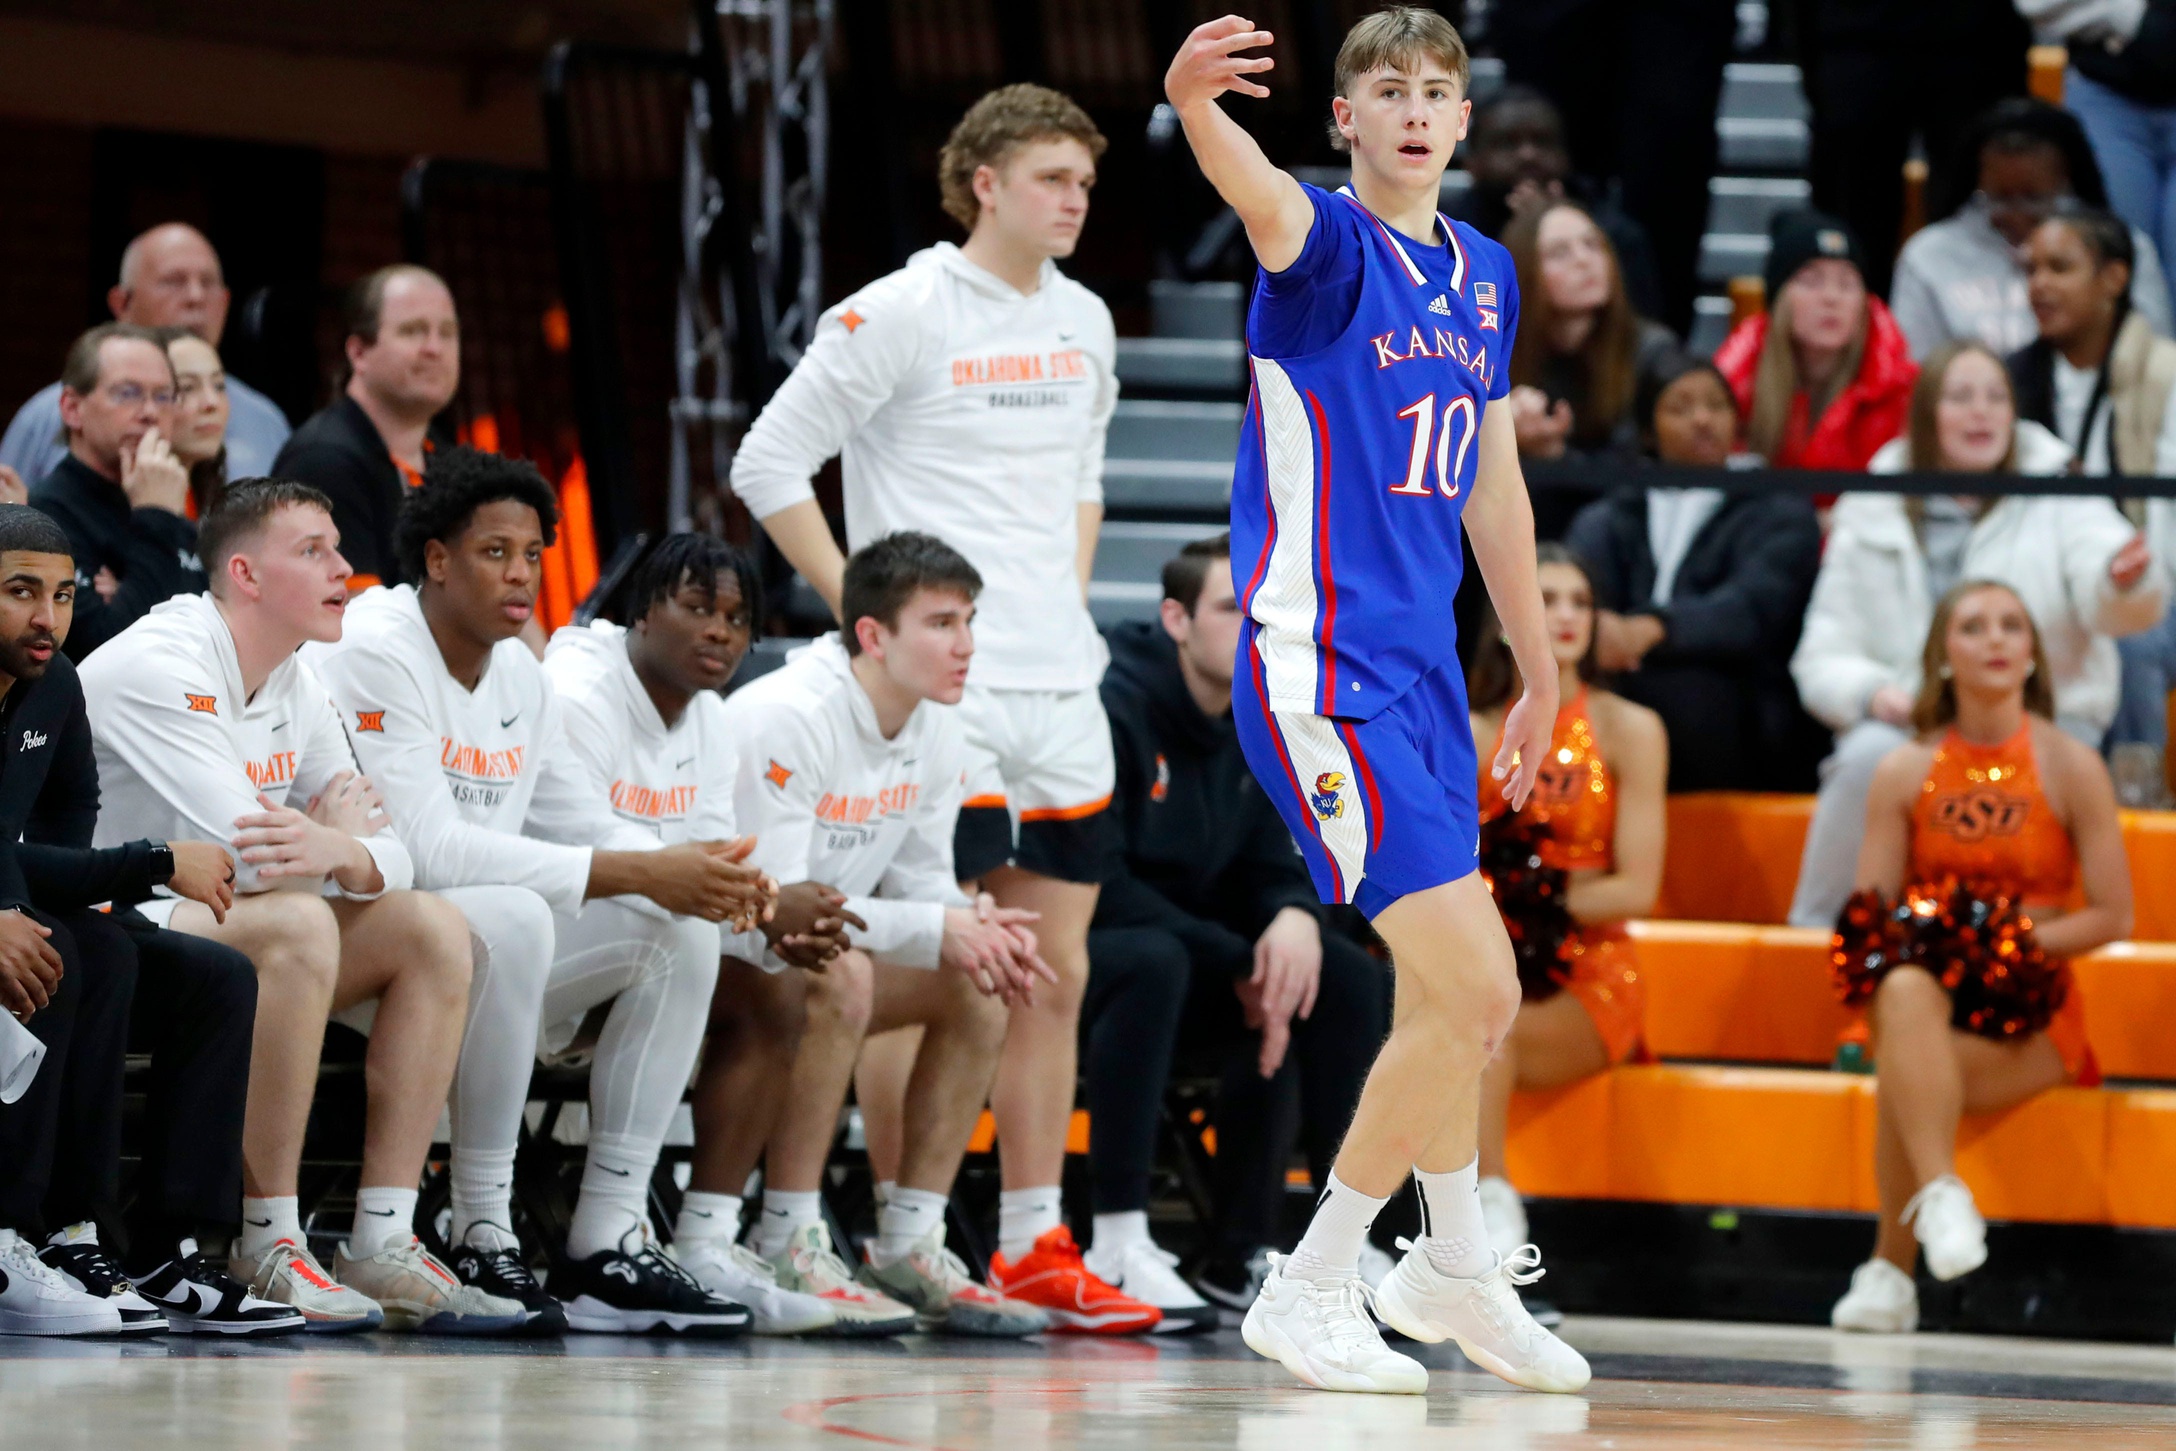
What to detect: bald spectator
<box><xmin>29</xmin><ymin>324</ymin><xmax>207</xmax><ymax>661</ymax></box>
<box><xmin>1</xmin><ymin>224</ymin><xmax>290</xmax><ymax>484</ymax></box>
<box><xmin>270</xmin><ymin>265</ymin><xmax>459</xmax><ymax>589</ymax></box>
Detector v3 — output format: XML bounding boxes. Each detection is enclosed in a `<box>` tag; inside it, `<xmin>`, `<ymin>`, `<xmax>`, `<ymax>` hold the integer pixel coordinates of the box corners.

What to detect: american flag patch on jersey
<box><xmin>1474</xmin><ymin>281</ymin><xmax>1498</xmax><ymax>307</ymax></box>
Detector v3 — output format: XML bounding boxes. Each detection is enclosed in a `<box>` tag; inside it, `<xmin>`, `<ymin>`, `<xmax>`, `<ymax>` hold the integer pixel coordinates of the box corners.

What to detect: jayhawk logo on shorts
<box><xmin>1310</xmin><ymin>771</ymin><xmax>1348</xmax><ymax>821</ymax></box>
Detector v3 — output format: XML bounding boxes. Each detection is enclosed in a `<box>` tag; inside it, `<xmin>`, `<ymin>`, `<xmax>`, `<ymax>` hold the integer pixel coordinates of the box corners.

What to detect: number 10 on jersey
<box><xmin>1390</xmin><ymin>392</ymin><xmax>1475</xmax><ymax>499</ymax></box>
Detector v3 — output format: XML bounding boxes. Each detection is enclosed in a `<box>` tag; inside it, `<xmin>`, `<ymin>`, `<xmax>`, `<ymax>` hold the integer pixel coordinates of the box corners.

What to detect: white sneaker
<box><xmin>1477</xmin><ymin>1177</ymin><xmax>1530</xmax><ymax>1261</ymax></box>
<box><xmin>1356</xmin><ymin>1240</ymin><xmax>1396</xmax><ymax>1292</ymax></box>
<box><xmin>1240</xmin><ymin>1254</ymin><xmax>1428</xmax><ymax>1394</ymax></box>
<box><xmin>1374</xmin><ymin>1241</ymin><xmax>1591</xmax><ymax>1394</ymax></box>
<box><xmin>0</xmin><ymin>1229</ymin><xmax>123</xmax><ymax>1336</ymax></box>
<box><xmin>670</xmin><ymin>1239</ymin><xmax>835</xmax><ymax>1335</ymax></box>
<box><xmin>231</xmin><ymin>1238</ymin><xmax>384</xmax><ymax>1333</ymax></box>
<box><xmin>1083</xmin><ymin>1237</ymin><xmax>1219</xmax><ymax>1334</ymax></box>
<box><xmin>1903</xmin><ymin>1175</ymin><xmax>1986</xmax><ymax>1282</ymax></box>
<box><xmin>1830</xmin><ymin>1258</ymin><xmax>1918</xmax><ymax>1333</ymax></box>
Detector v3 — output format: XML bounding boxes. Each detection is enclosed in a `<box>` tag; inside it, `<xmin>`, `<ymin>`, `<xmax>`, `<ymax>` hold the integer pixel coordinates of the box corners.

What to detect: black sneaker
<box><xmin>39</xmin><ymin>1235</ymin><xmax>167</xmax><ymax>1336</ymax></box>
<box><xmin>557</xmin><ymin>1236</ymin><xmax>751</xmax><ymax>1336</ymax></box>
<box><xmin>1193</xmin><ymin>1247</ymin><xmax>1273</xmax><ymax>1312</ymax></box>
<box><xmin>447</xmin><ymin>1242</ymin><xmax>567</xmax><ymax>1336</ymax></box>
<box><xmin>130</xmin><ymin>1239</ymin><xmax>307</xmax><ymax>1337</ymax></box>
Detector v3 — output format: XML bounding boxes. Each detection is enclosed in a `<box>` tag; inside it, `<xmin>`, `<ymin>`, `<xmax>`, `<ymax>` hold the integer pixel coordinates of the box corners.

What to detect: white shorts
<box><xmin>950</xmin><ymin>683</ymin><xmax>1117</xmax><ymax>884</ymax></box>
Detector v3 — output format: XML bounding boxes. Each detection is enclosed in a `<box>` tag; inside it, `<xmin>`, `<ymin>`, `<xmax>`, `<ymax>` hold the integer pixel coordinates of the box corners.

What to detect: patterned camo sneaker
<box><xmin>1241</xmin><ymin>1253</ymin><xmax>1428</xmax><ymax>1395</ymax></box>
<box><xmin>133</xmin><ymin>1239</ymin><xmax>306</xmax><ymax>1337</ymax></box>
<box><xmin>40</xmin><ymin>1226</ymin><xmax>166</xmax><ymax>1335</ymax></box>
<box><xmin>669</xmin><ymin>1238</ymin><xmax>835</xmax><ymax>1336</ymax></box>
<box><xmin>231</xmin><ymin>1237</ymin><xmax>384</xmax><ymax>1334</ymax></box>
<box><xmin>556</xmin><ymin>1231</ymin><xmax>750</xmax><ymax>1336</ymax></box>
<box><xmin>987</xmin><ymin>1226</ymin><xmax>1161</xmax><ymax>1334</ymax></box>
<box><xmin>1081</xmin><ymin>1237</ymin><xmax>1218</xmax><ymax>1334</ymax></box>
<box><xmin>765</xmin><ymin>1221</ymin><xmax>916</xmax><ymax>1337</ymax></box>
<box><xmin>446</xmin><ymin>1240</ymin><xmax>567</xmax><ymax>1336</ymax></box>
<box><xmin>1903</xmin><ymin>1175</ymin><xmax>1987</xmax><ymax>1282</ymax></box>
<box><xmin>0</xmin><ymin>1227</ymin><xmax>123</xmax><ymax>1336</ymax></box>
<box><xmin>1374</xmin><ymin>1241</ymin><xmax>1591</xmax><ymax>1394</ymax></box>
<box><xmin>332</xmin><ymin>1237</ymin><xmax>526</xmax><ymax>1336</ymax></box>
<box><xmin>858</xmin><ymin>1224</ymin><xmax>1049</xmax><ymax>1337</ymax></box>
<box><xmin>1831</xmin><ymin>1258</ymin><xmax>1919</xmax><ymax>1334</ymax></box>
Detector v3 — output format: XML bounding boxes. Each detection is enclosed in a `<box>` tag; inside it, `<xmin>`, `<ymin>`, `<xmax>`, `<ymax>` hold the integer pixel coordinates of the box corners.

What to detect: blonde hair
<box><xmin>1907</xmin><ymin>339</ymin><xmax>2020</xmax><ymax>474</ymax></box>
<box><xmin>937</xmin><ymin>84</ymin><xmax>1107</xmax><ymax>231</ymax></box>
<box><xmin>1328</xmin><ymin>6</ymin><xmax>1471</xmax><ymax>153</ymax></box>
<box><xmin>1910</xmin><ymin>579</ymin><xmax>2056</xmax><ymax>732</ymax></box>
<box><xmin>1745</xmin><ymin>287</ymin><xmax>1867</xmax><ymax>460</ymax></box>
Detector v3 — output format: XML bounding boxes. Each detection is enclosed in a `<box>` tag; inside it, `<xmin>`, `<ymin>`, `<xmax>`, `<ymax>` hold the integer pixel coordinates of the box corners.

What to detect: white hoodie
<box><xmin>718</xmin><ymin>635</ymin><xmax>969</xmax><ymax>969</ymax></box>
<box><xmin>1792</xmin><ymin>420</ymin><xmax>2166</xmax><ymax>734</ymax></box>
<box><xmin>729</xmin><ymin>242</ymin><xmax>1118</xmax><ymax>693</ymax></box>
<box><xmin>305</xmin><ymin>586</ymin><xmax>656</xmax><ymax>915</ymax></box>
<box><xmin>81</xmin><ymin>593</ymin><xmax>413</xmax><ymax>902</ymax></box>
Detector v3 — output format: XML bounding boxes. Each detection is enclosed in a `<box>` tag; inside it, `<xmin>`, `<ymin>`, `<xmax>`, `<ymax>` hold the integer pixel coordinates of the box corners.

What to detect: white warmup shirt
<box><xmin>720</xmin><ymin>635</ymin><xmax>970</xmax><ymax>969</ymax></box>
<box><xmin>305</xmin><ymin>586</ymin><xmax>657</xmax><ymax>916</ymax></box>
<box><xmin>730</xmin><ymin>242</ymin><xmax>1118</xmax><ymax>693</ymax></box>
<box><xmin>80</xmin><ymin>593</ymin><xmax>414</xmax><ymax>904</ymax></box>
<box><xmin>541</xmin><ymin>619</ymin><xmax>764</xmax><ymax>958</ymax></box>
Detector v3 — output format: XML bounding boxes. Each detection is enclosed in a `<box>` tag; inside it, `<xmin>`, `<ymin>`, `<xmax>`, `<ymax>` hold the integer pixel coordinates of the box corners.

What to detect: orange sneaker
<box><xmin>986</xmin><ymin>1226</ymin><xmax>1162</xmax><ymax>1334</ymax></box>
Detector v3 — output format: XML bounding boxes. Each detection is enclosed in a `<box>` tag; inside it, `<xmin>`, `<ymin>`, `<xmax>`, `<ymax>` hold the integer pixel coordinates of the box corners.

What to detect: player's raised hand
<box><xmin>1165</xmin><ymin>16</ymin><xmax>1276</xmax><ymax>109</ymax></box>
<box><xmin>1493</xmin><ymin>678</ymin><xmax>1559</xmax><ymax>811</ymax></box>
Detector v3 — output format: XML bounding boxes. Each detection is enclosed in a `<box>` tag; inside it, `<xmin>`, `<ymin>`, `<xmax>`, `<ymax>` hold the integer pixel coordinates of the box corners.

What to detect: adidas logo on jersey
<box><xmin>1427</xmin><ymin>293</ymin><xmax>1451</xmax><ymax>316</ymax></box>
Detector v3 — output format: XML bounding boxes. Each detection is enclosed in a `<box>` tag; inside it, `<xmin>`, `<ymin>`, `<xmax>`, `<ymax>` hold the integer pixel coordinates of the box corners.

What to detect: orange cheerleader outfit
<box><xmin>1480</xmin><ymin>690</ymin><xmax>1647</xmax><ymax>1063</ymax></box>
<box><xmin>1903</xmin><ymin>723</ymin><xmax>2098</xmax><ymax>1084</ymax></box>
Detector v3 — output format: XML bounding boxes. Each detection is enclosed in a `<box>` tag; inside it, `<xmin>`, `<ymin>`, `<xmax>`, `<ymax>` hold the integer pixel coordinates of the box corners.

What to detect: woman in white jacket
<box><xmin>1788</xmin><ymin>340</ymin><xmax>2163</xmax><ymax>926</ymax></box>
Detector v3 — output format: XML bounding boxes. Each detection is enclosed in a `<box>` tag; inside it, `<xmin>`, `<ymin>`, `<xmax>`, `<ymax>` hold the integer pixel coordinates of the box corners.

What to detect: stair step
<box><xmin>1718</xmin><ymin>115</ymin><xmax>1810</xmax><ymax>171</ymax></box>
<box><xmin>1102</xmin><ymin>459</ymin><xmax>1231</xmax><ymax>515</ymax></box>
<box><xmin>1107</xmin><ymin>399</ymin><xmax>1243</xmax><ymax>460</ymax></box>
<box><xmin>1115</xmin><ymin>337</ymin><xmax>1246</xmax><ymax>396</ymax></box>
<box><xmin>1688</xmin><ymin>295</ymin><xmax>1735</xmax><ymax>356</ymax></box>
<box><xmin>1092</xmin><ymin>519</ymin><xmax>1227</xmax><ymax>586</ymax></box>
<box><xmin>1150</xmin><ymin>280</ymin><xmax>1244</xmax><ymax>341</ymax></box>
<box><xmin>1718</xmin><ymin>61</ymin><xmax>1808</xmax><ymax>122</ymax></box>
<box><xmin>1705</xmin><ymin>174</ymin><xmax>1811</xmax><ymax>234</ymax></box>
<box><xmin>1698</xmin><ymin>231</ymin><xmax>1769</xmax><ymax>285</ymax></box>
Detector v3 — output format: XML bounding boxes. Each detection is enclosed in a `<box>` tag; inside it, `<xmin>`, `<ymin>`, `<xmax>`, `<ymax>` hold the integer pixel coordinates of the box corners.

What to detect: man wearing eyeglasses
<box><xmin>27</xmin><ymin>323</ymin><xmax>205</xmax><ymax>662</ymax></box>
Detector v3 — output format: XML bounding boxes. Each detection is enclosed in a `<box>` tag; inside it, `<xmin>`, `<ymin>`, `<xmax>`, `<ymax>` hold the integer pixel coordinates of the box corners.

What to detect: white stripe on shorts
<box><xmin>1272</xmin><ymin>710</ymin><xmax>1370</xmax><ymax>900</ymax></box>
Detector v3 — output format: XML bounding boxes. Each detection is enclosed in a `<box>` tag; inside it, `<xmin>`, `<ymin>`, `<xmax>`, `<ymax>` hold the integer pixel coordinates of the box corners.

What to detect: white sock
<box><xmin>674</xmin><ymin>1192</ymin><xmax>743</xmax><ymax>1248</ymax></box>
<box><xmin>1414</xmin><ymin>1159</ymin><xmax>1493</xmax><ymax>1277</ymax></box>
<box><xmin>749</xmin><ymin>1189</ymin><xmax>823</xmax><ymax>1259</ymax></box>
<box><xmin>1091</xmin><ymin>1210</ymin><xmax>1150</xmax><ymax>1256</ymax></box>
<box><xmin>347</xmin><ymin>1186</ymin><xmax>418</xmax><ymax>1258</ymax></box>
<box><xmin>998</xmin><ymin>1187</ymin><xmax>1062</xmax><ymax>1262</ymax></box>
<box><xmin>566</xmin><ymin>1133</ymin><xmax>659</xmax><ymax>1261</ymax></box>
<box><xmin>873</xmin><ymin>1180</ymin><xmax>897</xmax><ymax>1211</ymax></box>
<box><xmin>238</xmin><ymin>1197</ymin><xmax>303</xmax><ymax>1261</ymax></box>
<box><xmin>872</xmin><ymin>1188</ymin><xmax>949</xmax><ymax>1265</ymax></box>
<box><xmin>1289</xmin><ymin>1172</ymin><xmax>1387</xmax><ymax>1281</ymax></box>
<box><xmin>450</xmin><ymin>1147</ymin><xmax>519</xmax><ymax>1251</ymax></box>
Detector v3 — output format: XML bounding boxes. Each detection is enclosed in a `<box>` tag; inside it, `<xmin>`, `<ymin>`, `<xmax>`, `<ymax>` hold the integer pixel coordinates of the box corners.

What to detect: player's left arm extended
<box><xmin>1464</xmin><ymin>404</ymin><xmax>1557</xmax><ymax>807</ymax></box>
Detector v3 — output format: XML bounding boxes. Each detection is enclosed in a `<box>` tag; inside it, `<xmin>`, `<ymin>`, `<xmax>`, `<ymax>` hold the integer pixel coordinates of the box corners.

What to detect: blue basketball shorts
<box><xmin>1233</xmin><ymin>628</ymin><xmax>1481</xmax><ymax>921</ymax></box>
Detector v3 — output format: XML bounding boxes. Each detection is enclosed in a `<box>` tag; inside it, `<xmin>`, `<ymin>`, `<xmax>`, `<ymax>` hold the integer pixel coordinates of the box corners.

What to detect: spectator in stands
<box><xmin>272</xmin><ymin>265</ymin><xmax>459</xmax><ymax>590</ymax></box>
<box><xmin>0</xmin><ymin>224</ymin><xmax>290</xmax><ymax>486</ymax></box>
<box><xmin>1715</xmin><ymin>211</ymin><xmax>1918</xmax><ymax>474</ymax></box>
<box><xmin>1829</xmin><ymin>580</ymin><xmax>2130</xmax><ymax>1336</ymax></box>
<box><xmin>1444</xmin><ymin>85</ymin><xmax>1664</xmax><ymax>321</ymax></box>
<box><xmin>1084</xmin><ymin>533</ymin><xmax>1389</xmax><ymax>1317</ymax></box>
<box><xmin>1891</xmin><ymin>99</ymin><xmax>2173</xmax><ymax>360</ymax></box>
<box><xmin>1466</xmin><ymin>545</ymin><xmax>1665</xmax><ymax>1268</ymax></box>
<box><xmin>30</xmin><ymin>324</ymin><xmax>205</xmax><ymax>662</ymax></box>
<box><xmin>1503</xmin><ymin>201</ymin><xmax>1676</xmax><ymax>460</ymax></box>
<box><xmin>156</xmin><ymin>326</ymin><xmax>232</xmax><ymax>517</ymax></box>
<box><xmin>1787</xmin><ymin>340</ymin><xmax>2163</xmax><ymax>926</ymax></box>
<box><xmin>2021</xmin><ymin>0</ymin><xmax>2176</xmax><ymax>284</ymax></box>
<box><xmin>1564</xmin><ymin>352</ymin><xmax>1826</xmax><ymax>791</ymax></box>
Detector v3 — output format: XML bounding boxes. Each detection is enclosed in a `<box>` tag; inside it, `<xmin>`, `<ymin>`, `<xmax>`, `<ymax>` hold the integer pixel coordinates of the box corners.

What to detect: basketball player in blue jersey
<box><xmin>1166</xmin><ymin>9</ymin><xmax>1589</xmax><ymax>1395</ymax></box>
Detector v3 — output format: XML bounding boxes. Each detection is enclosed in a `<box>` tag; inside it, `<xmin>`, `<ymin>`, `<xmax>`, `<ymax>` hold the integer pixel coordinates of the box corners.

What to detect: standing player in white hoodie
<box><xmin>81</xmin><ymin>479</ymin><xmax>522</xmax><ymax>1337</ymax></box>
<box><xmin>730</xmin><ymin>83</ymin><xmax>1154</xmax><ymax>1329</ymax></box>
<box><xmin>309</xmin><ymin>449</ymin><xmax>774</xmax><ymax>1336</ymax></box>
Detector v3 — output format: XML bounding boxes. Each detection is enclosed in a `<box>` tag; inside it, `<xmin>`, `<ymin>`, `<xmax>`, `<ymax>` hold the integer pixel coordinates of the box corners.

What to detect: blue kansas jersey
<box><xmin>1230</xmin><ymin>184</ymin><xmax>1519</xmax><ymax>722</ymax></box>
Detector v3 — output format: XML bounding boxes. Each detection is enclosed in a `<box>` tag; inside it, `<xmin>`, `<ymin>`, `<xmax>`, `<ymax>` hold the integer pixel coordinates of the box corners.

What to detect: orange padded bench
<box><xmin>1655</xmin><ymin>793</ymin><xmax>2176</xmax><ymax>941</ymax></box>
<box><xmin>1630</xmin><ymin>921</ymin><xmax>2176</xmax><ymax>1080</ymax></box>
<box><xmin>1505</xmin><ymin>1063</ymin><xmax>2176</xmax><ymax>1228</ymax></box>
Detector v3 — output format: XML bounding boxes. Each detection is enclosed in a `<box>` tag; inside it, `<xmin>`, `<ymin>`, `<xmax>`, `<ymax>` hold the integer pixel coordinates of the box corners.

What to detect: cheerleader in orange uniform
<box><xmin>1468</xmin><ymin>544</ymin><xmax>1667</xmax><ymax>1262</ymax></box>
<box><xmin>1831</xmin><ymin>579</ymin><xmax>2131</xmax><ymax>1334</ymax></box>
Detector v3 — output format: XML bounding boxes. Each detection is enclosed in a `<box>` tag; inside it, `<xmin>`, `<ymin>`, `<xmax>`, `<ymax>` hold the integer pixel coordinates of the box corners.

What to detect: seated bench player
<box><xmin>80</xmin><ymin>479</ymin><xmax>523</xmax><ymax>1335</ymax></box>
<box><xmin>700</xmin><ymin>532</ymin><xmax>1059</xmax><ymax>1336</ymax></box>
<box><xmin>309</xmin><ymin>449</ymin><xmax>773</xmax><ymax>1336</ymax></box>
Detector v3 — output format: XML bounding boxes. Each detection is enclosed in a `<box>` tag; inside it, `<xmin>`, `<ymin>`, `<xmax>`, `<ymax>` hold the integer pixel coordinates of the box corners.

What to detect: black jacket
<box><xmin>29</xmin><ymin>454</ymin><xmax>204</xmax><ymax>664</ymax></box>
<box><xmin>2071</xmin><ymin>0</ymin><xmax>2176</xmax><ymax>105</ymax></box>
<box><xmin>272</xmin><ymin>395</ymin><xmax>411</xmax><ymax>588</ymax></box>
<box><xmin>1563</xmin><ymin>485</ymin><xmax>1825</xmax><ymax>791</ymax></box>
<box><xmin>1093</xmin><ymin>622</ymin><xmax>1318</xmax><ymax>969</ymax></box>
<box><xmin>0</xmin><ymin>653</ymin><xmax>165</xmax><ymax>913</ymax></box>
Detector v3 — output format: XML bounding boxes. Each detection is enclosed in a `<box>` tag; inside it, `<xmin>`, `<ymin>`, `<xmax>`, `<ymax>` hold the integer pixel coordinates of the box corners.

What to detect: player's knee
<box><xmin>244</xmin><ymin>891</ymin><xmax>342</xmax><ymax>993</ymax></box>
<box><xmin>1872</xmin><ymin>966</ymin><xmax>1948</xmax><ymax>1038</ymax></box>
<box><xmin>944</xmin><ymin>971</ymin><xmax>1012</xmax><ymax>1056</ymax></box>
<box><xmin>808</xmin><ymin>948</ymin><xmax>874</xmax><ymax>1039</ymax></box>
<box><xmin>397</xmin><ymin>891</ymin><xmax>477</xmax><ymax>997</ymax></box>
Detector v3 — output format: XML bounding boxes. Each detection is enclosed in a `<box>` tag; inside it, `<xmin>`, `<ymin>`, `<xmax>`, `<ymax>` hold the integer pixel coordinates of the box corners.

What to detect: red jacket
<box><xmin>1714</xmin><ymin>295</ymin><xmax>1918</xmax><ymax>472</ymax></box>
